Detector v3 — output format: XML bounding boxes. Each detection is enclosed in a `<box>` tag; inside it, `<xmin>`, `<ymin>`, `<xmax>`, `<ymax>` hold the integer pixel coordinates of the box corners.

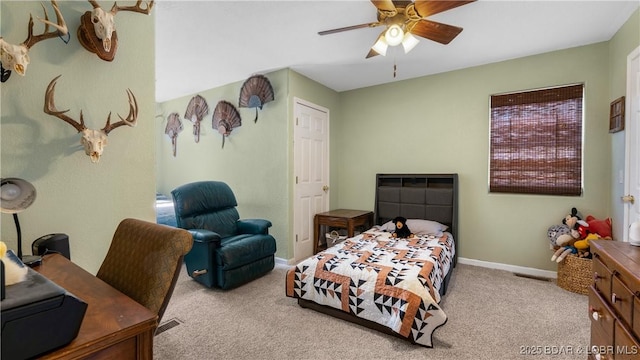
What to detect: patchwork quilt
<box><xmin>285</xmin><ymin>230</ymin><xmax>455</xmax><ymax>347</ymax></box>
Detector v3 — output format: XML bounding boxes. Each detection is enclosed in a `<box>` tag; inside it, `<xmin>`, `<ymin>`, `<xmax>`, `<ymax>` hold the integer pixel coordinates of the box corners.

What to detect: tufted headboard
<box><xmin>374</xmin><ymin>173</ymin><xmax>458</xmax><ymax>261</ymax></box>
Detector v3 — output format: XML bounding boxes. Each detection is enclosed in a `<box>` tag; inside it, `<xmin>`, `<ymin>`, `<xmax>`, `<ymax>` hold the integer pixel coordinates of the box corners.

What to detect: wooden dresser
<box><xmin>589</xmin><ymin>240</ymin><xmax>640</xmax><ymax>360</ymax></box>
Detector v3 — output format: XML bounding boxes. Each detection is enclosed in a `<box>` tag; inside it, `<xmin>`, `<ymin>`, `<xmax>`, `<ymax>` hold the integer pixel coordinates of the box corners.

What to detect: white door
<box><xmin>293</xmin><ymin>98</ymin><xmax>329</xmax><ymax>262</ymax></box>
<box><xmin>624</xmin><ymin>46</ymin><xmax>640</xmax><ymax>241</ymax></box>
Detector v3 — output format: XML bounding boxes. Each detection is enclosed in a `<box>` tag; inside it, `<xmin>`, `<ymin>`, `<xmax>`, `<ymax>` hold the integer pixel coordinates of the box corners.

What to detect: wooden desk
<box><xmin>34</xmin><ymin>254</ymin><xmax>157</xmax><ymax>360</ymax></box>
<box><xmin>313</xmin><ymin>209</ymin><xmax>374</xmax><ymax>254</ymax></box>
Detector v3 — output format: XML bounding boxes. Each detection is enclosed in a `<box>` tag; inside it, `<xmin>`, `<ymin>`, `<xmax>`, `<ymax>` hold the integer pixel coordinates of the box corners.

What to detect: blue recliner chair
<box><xmin>171</xmin><ymin>181</ymin><xmax>277</xmax><ymax>290</ymax></box>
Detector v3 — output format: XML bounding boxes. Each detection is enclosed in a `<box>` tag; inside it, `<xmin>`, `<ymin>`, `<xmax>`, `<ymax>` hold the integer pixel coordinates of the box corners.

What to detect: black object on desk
<box><xmin>1</xmin><ymin>252</ymin><xmax>87</xmax><ymax>360</ymax></box>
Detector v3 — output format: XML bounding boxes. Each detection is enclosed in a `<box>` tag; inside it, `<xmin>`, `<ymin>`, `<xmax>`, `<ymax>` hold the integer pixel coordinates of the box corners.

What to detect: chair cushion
<box><xmin>183</xmin><ymin>208</ymin><xmax>239</xmax><ymax>238</ymax></box>
<box><xmin>216</xmin><ymin>234</ymin><xmax>277</xmax><ymax>270</ymax></box>
<box><xmin>172</xmin><ymin>181</ymin><xmax>239</xmax><ymax>236</ymax></box>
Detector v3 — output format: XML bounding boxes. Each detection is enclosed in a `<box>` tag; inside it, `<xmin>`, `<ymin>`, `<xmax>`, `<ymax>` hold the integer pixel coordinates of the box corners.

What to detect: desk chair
<box><xmin>96</xmin><ymin>218</ymin><xmax>192</xmax><ymax>324</ymax></box>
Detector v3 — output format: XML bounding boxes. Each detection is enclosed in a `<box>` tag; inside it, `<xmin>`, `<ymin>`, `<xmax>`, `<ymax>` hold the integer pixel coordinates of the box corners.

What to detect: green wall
<box><xmin>0</xmin><ymin>1</ymin><xmax>156</xmax><ymax>274</ymax></box>
<box><xmin>157</xmin><ymin>69</ymin><xmax>291</xmax><ymax>259</ymax></box>
<box><xmin>336</xmin><ymin>43</ymin><xmax>611</xmax><ymax>272</ymax></box>
<box><xmin>3</xmin><ymin>2</ymin><xmax>631</xmax><ymax>275</ymax></box>
<box><xmin>156</xmin><ymin>9</ymin><xmax>638</xmax><ymax>272</ymax></box>
<box><xmin>333</xmin><ymin>9</ymin><xmax>639</xmax><ymax>272</ymax></box>
<box><xmin>157</xmin><ymin>69</ymin><xmax>342</xmax><ymax>260</ymax></box>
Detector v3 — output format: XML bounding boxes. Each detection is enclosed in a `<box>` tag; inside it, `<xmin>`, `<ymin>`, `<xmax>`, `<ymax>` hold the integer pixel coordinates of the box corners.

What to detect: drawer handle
<box><xmin>611</xmin><ymin>293</ymin><xmax>618</xmax><ymax>303</ymax></box>
<box><xmin>593</xmin><ymin>273</ymin><xmax>601</xmax><ymax>281</ymax></box>
<box><xmin>589</xmin><ymin>306</ymin><xmax>601</xmax><ymax>321</ymax></box>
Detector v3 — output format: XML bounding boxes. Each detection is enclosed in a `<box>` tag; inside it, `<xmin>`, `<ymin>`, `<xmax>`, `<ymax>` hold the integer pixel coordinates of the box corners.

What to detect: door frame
<box><xmin>623</xmin><ymin>46</ymin><xmax>640</xmax><ymax>241</ymax></box>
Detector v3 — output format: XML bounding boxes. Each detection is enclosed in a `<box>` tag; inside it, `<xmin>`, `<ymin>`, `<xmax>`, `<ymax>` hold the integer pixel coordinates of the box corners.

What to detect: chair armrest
<box><xmin>188</xmin><ymin>229</ymin><xmax>222</xmax><ymax>246</ymax></box>
<box><xmin>237</xmin><ymin>219</ymin><xmax>272</xmax><ymax>235</ymax></box>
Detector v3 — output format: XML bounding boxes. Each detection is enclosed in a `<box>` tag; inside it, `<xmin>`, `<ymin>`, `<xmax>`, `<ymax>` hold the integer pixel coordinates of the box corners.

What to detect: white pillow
<box><xmin>378</xmin><ymin>219</ymin><xmax>448</xmax><ymax>236</ymax></box>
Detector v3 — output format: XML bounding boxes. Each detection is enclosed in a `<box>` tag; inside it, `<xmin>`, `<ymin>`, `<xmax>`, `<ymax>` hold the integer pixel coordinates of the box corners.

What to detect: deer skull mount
<box><xmin>0</xmin><ymin>0</ymin><xmax>68</xmax><ymax>82</ymax></box>
<box><xmin>78</xmin><ymin>0</ymin><xmax>154</xmax><ymax>62</ymax></box>
<box><xmin>44</xmin><ymin>75</ymin><xmax>138</xmax><ymax>163</ymax></box>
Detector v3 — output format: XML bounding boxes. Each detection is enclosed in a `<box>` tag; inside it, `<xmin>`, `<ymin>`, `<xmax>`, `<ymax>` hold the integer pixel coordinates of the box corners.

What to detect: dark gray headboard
<box><xmin>374</xmin><ymin>174</ymin><xmax>458</xmax><ymax>258</ymax></box>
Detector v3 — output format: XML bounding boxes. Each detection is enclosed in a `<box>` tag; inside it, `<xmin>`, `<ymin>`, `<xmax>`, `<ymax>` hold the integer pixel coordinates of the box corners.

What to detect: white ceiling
<box><xmin>154</xmin><ymin>0</ymin><xmax>639</xmax><ymax>103</ymax></box>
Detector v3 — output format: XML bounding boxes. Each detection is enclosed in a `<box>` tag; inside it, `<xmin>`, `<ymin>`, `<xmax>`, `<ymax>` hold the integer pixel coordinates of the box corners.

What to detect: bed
<box><xmin>285</xmin><ymin>173</ymin><xmax>458</xmax><ymax>347</ymax></box>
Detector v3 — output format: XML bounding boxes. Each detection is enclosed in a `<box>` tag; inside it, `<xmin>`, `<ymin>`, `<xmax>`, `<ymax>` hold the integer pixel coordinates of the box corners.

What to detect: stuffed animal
<box><xmin>0</xmin><ymin>241</ymin><xmax>28</xmax><ymax>285</ymax></box>
<box><xmin>548</xmin><ymin>207</ymin><xmax>590</xmax><ymax>246</ymax></box>
<box><xmin>585</xmin><ymin>215</ymin><xmax>613</xmax><ymax>239</ymax></box>
<box><xmin>391</xmin><ymin>216</ymin><xmax>414</xmax><ymax>238</ymax></box>
<box><xmin>549</xmin><ymin>207</ymin><xmax>590</xmax><ymax>262</ymax></box>
<box><xmin>551</xmin><ymin>244</ymin><xmax>578</xmax><ymax>263</ymax></box>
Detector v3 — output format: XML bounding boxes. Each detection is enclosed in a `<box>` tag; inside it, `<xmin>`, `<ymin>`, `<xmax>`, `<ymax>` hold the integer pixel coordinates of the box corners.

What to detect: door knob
<box><xmin>322</xmin><ymin>185</ymin><xmax>329</xmax><ymax>192</ymax></box>
<box><xmin>622</xmin><ymin>195</ymin><xmax>635</xmax><ymax>204</ymax></box>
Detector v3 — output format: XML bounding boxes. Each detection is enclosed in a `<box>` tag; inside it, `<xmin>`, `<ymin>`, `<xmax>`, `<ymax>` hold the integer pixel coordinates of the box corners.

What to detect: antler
<box><xmin>110</xmin><ymin>0</ymin><xmax>154</xmax><ymax>15</ymax></box>
<box><xmin>102</xmin><ymin>89</ymin><xmax>138</xmax><ymax>134</ymax></box>
<box><xmin>23</xmin><ymin>0</ymin><xmax>68</xmax><ymax>49</ymax></box>
<box><xmin>44</xmin><ymin>75</ymin><xmax>87</xmax><ymax>133</ymax></box>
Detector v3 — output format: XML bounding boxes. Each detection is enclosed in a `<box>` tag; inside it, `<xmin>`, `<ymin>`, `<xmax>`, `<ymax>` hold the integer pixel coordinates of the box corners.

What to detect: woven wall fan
<box><xmin>238</xmin><ymin>75</ymin><xmax>274</xmax><ymax>123</ymax></box>
<box><xmin>212</xmin><ymin>100</ymin><xmax>242</xmax><ymax>149</ymax></box>
<box><xmin>165</xmin><ymin>112</ymin><xmax>183</xmax><ymax>157</ymax></box>
<box><xmin>184</xmin><ymin>95</ymin><xmax>209</xmax><ymax>143</ymax></box>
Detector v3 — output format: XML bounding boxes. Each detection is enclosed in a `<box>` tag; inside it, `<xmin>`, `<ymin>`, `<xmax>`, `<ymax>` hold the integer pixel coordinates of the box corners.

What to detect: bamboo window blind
<box><xmin>489</xmin><ymin>84</ymin><xmax>584</xmax><ymax>196</ymax></box>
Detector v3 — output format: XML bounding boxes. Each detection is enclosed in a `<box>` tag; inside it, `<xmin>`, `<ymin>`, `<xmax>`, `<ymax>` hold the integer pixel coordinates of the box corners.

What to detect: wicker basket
<box><xmin>556</xmin><ymin>255</ymin><xmax>592</xmax><ymax>295</ymax></box>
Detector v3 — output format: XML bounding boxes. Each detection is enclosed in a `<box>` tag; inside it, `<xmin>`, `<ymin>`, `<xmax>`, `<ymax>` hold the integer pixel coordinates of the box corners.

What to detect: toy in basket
<box><xmin>547</xmin><ymin>207</ymin><xmax>613</xmax><ymax>295</ymax></box>
<box><xmin>325</xmin><ymin>230</ymin><xmax>347</xmax><ymax>247</ymax></box>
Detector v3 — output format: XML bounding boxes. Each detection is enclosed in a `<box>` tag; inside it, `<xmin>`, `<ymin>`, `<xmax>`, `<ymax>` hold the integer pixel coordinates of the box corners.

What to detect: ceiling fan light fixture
<box><xmin>402</xmin><ymin>32</ymin><xmax>420</xmax><ymax>53</ymax></box>
<box><xmin>384</xmin><ymin>24</ymin><xmax>404</xmax><ymax>46</ymax></box>
<box><xmin>371</xmin><ymin>36</ymin><xmax>388</xmax><ymax>56</ymax></box>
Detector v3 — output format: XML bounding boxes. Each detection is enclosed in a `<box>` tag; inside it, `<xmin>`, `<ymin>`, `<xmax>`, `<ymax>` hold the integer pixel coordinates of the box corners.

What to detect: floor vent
<box><xmin>156</xmin><ymin>318</ymin><xmax>183</xmax><ymax>335</ymax></box>
<box><xmin>513</xmin><ymin>273</ymin><xmax>553</xmax><ymax>282</ymax></box>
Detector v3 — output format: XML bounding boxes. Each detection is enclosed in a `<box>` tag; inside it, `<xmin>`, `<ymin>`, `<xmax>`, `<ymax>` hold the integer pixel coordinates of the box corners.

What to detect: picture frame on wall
<box><xmin>609</xmin><ymin>96</ymin><xmax>625</xmax><ymax>133</ymax></box>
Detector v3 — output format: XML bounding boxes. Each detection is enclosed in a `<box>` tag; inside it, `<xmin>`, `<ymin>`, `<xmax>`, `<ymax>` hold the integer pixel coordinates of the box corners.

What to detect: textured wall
<box><xmin>0</xmin><ymin>1</ymin><xmax>156</xmax><ymax>274</ymax></box>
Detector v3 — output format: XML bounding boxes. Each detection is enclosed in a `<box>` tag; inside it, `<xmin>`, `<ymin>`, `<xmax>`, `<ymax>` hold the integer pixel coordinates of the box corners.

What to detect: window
<box><xmin>489</xmin><ymin>84</ymin><xmax>584</xmax><ymax>196</ymax></box>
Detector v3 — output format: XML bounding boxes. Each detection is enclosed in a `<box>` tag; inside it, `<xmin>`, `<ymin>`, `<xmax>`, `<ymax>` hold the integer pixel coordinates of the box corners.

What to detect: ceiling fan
<box><xmin>318</xmin><ymin>0</ymin><xmax>476</xmax><ymax>58</ymax></box>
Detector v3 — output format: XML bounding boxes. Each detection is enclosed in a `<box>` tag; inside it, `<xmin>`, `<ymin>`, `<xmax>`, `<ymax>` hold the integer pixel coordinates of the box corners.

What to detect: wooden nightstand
<box><xmin>313</xmin><ymin>209</ymin><xmax>374</xmax><ymax>254</ymax></box>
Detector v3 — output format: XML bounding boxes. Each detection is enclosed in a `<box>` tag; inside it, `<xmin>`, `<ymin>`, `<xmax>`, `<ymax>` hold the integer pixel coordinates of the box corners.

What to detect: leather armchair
<box><xmin>171</xmin><ymin>181</ymin><xmax>277</xmax><ymax>290</ymax></box>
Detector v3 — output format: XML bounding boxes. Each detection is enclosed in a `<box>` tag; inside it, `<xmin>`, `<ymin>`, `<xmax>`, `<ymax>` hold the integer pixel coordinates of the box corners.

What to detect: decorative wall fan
<box><xmin>238</xmin><ymin>74</ymin><xmax>274</xmax><ymax>123</ymax></box>
<box><xmin>318</xmin><ymin>0</ymin><xmax>475</xmax><ymax>58</ymax></box>
<box><xmin>184</xmin><ymin>95</ymin><xmax>208</xmax><ymax>143</ymax></box>
<box><xmin>212</xmin><ymin>101</ymin><xmax>242</xmax><ymax>149</ymax></box>
<box><xmin>165</xmin><ymin>112</ymin><xmax>183</xmax><ymax>157</ymax></box>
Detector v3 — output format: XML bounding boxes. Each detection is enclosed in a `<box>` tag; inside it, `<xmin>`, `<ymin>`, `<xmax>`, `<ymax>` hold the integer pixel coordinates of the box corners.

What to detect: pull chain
<box><xmin>393</xmin><ymin>56</ymin><xmax>397</xmax><ymax>78</ymax></box>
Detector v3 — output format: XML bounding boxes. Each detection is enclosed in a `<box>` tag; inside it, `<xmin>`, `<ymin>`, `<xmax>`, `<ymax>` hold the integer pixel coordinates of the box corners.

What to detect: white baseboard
<box><xmin>458</xmin><ymin>257</ymin><xmax>557</xmax><ymax>279</ymax></box>
<box><xmin>278</xmin><ymin>256</ymin><xmax>557</xmax><ymax>279</ymax></box>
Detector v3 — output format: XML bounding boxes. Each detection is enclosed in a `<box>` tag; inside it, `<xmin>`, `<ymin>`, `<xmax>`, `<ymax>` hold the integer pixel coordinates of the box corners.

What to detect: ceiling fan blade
<box><xmin>370</xmin><ymin>0</ymin><xmax>396</xmax><ymax>12</ymax></box>
<box><xmin>409</xmin><ymin>19</ymin><xmax>463</xmax><ymax>45</ymax></box>
<box><xmin>318</xmin><ymin>22</ymin><xmax>381</xmax><ymax>36</ymax></box>
<box><xmin>413</xmin><ymin>0</ymin><xmax>476</xmax><ymax>18</ymax></box>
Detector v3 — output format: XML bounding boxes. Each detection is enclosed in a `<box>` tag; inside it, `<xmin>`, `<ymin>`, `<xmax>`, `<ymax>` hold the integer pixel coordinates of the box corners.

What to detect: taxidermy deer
<box><xmin>44</xmin><ymin>75</ymin><xmax>138</xmax><ymax>163</ymax></box>
<box><xmin>78</xmin><ymin>0</ymin><xmax>154</xmax><ymax>61</ymax></box>
<box><xmin>0</xmin><ymin>0</ymin><xmax>68</xmax><ymax>82</ymax></box>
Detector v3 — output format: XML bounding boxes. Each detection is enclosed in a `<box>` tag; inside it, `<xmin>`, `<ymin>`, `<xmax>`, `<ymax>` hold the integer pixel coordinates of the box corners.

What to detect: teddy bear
<box><xmin>391</xmin><ymin>216</ymin><xmax>414</xmax><ymax>238</ymax></box>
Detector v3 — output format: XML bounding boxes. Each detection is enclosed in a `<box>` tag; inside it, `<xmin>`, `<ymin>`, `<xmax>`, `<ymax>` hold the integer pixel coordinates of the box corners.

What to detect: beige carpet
<box><xmin>154</xmin><ymin>263</ymin><xmax>590</xmax><ymax>360</ymax></box>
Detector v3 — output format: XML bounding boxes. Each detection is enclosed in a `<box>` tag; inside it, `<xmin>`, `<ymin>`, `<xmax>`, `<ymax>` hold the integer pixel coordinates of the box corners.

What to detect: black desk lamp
<box><xmin>0</xmin><ymin>178</ymin><xmax>42</xmax><ymax>266</ymax></box>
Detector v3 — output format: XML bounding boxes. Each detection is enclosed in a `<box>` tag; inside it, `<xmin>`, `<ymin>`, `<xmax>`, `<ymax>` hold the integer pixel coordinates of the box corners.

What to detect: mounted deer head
<box><xmin>0</xmin><ymin>0</ymin><xmax>68</xmax><ymax>81</ymax></box>
<box><xmin>78</xmin><ymin>0</ymin><xmax>154</xmax><ymax>61</ymax></box>
<box><xmin>44</xmin><ymin>75</ymin><xmax>138</xmax><ymax>163</ymax></box>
